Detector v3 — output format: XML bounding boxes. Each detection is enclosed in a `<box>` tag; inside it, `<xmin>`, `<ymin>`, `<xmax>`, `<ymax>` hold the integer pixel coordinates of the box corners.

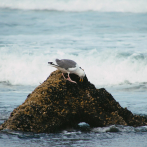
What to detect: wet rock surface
<box><xmin>0</xmin><ymin>70</ymin><xmax>147</xmax><ymax>133</ymax></box>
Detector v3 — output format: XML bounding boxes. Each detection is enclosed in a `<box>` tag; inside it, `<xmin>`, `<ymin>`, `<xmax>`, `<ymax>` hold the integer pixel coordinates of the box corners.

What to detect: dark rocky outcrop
<box><xmin>0</xmin><ymin>70</ymin><xmax>147</xmax><ymax>133</ymax></box>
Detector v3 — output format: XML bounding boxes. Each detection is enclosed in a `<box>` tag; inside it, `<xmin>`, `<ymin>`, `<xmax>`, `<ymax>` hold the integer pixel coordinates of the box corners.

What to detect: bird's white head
<box><xmin>77</xmin><ymin>67</ymin><xmax>85</xmax><ymax>78</ymax></box>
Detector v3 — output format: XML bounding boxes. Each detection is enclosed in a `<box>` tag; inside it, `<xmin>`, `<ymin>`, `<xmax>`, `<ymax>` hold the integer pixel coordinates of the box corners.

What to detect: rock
<box><xmin>0</xmin><ymin>70</ymin><xmax>147</xmax><ymax>133</ymax></box>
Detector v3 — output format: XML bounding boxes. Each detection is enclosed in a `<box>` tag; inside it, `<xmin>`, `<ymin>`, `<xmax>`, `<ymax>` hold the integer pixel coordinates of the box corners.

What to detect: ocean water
<box><xmin>0</xmin><ymin>0</ymin><xmax>147</xmax><ymax>146</ymax></box>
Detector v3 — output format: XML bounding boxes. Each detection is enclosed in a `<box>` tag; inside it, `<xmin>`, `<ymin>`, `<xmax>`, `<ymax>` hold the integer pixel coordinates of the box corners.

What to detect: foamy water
<box><xmin>0</xmin><ymin>29</ymin><xmax>147</xmax><ymax>86</ymax></box>
<box><xmin>1</xmin><ymin>46</ymin><xmax>147</xmax><ymax>86</ymax></box>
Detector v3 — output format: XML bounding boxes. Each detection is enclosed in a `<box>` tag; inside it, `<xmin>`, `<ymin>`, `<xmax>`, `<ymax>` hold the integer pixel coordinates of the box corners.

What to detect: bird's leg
<box><xmin>66</xmin><ymin>73</ymin><xmax>77</xmax><ymax>84</ymax></box>
<box><xmin>62</xmin><ymin>73</ymin><xmax>66</xmax><ymax>79</ymax></box>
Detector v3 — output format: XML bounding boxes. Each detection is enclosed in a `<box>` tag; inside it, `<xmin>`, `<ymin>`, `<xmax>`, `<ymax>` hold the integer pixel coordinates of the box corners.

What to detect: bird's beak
<box><xmin>79</xmin><ymin>78</ymin><xmax>83</xmax><ymax>82</ymax></box>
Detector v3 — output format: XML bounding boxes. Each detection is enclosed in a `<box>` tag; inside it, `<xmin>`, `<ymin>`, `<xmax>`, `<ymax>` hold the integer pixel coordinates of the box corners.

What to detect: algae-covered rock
<box><xmin>0</xmin><ymin>70</ymin><xmax>147</xmax><ymax>133</ymax></box>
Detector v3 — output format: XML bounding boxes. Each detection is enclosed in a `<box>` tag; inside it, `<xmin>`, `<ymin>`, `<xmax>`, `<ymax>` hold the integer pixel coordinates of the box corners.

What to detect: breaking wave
<box><xmin>0</xmin><ymin>47</ymin><xmax>147</xmax><ymax>86</ymax></box>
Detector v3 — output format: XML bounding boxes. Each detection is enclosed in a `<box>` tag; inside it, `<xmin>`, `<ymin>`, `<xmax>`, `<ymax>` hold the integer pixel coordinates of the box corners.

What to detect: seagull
<box><xmin>48</xmin><ymin>59</ymin><xmax>85</xmax><ymax>83</ymax></box>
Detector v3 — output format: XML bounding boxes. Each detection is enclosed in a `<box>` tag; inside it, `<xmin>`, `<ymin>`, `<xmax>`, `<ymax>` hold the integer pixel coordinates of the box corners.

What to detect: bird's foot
<box><xmin>66</xmin><ymin>77</ymin><xmax>77</xmax><ymax>84</ymax></box>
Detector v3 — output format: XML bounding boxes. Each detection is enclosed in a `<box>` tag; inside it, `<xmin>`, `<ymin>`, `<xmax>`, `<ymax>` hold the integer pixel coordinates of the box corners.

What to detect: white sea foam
<box><xmin>0</xmin><ymin>0</ymin><xmax>147</xmax><ymax>13</ymax></box>
<box><xmin>91</xmin><ymin>125</ymin><xmax>147</xmax><ymax>133</ymax></box>
<box><xmin>0</xmin><ymin>46</ymin><xmax>147</xmax><ymax>86</ymax></box>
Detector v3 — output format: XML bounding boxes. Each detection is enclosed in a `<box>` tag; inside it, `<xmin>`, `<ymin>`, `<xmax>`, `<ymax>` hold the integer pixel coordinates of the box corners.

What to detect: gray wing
<box><xmin>56</xmin><ymin>59</ymin><xmax>77</xmax><ymax>69</ymax></box>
